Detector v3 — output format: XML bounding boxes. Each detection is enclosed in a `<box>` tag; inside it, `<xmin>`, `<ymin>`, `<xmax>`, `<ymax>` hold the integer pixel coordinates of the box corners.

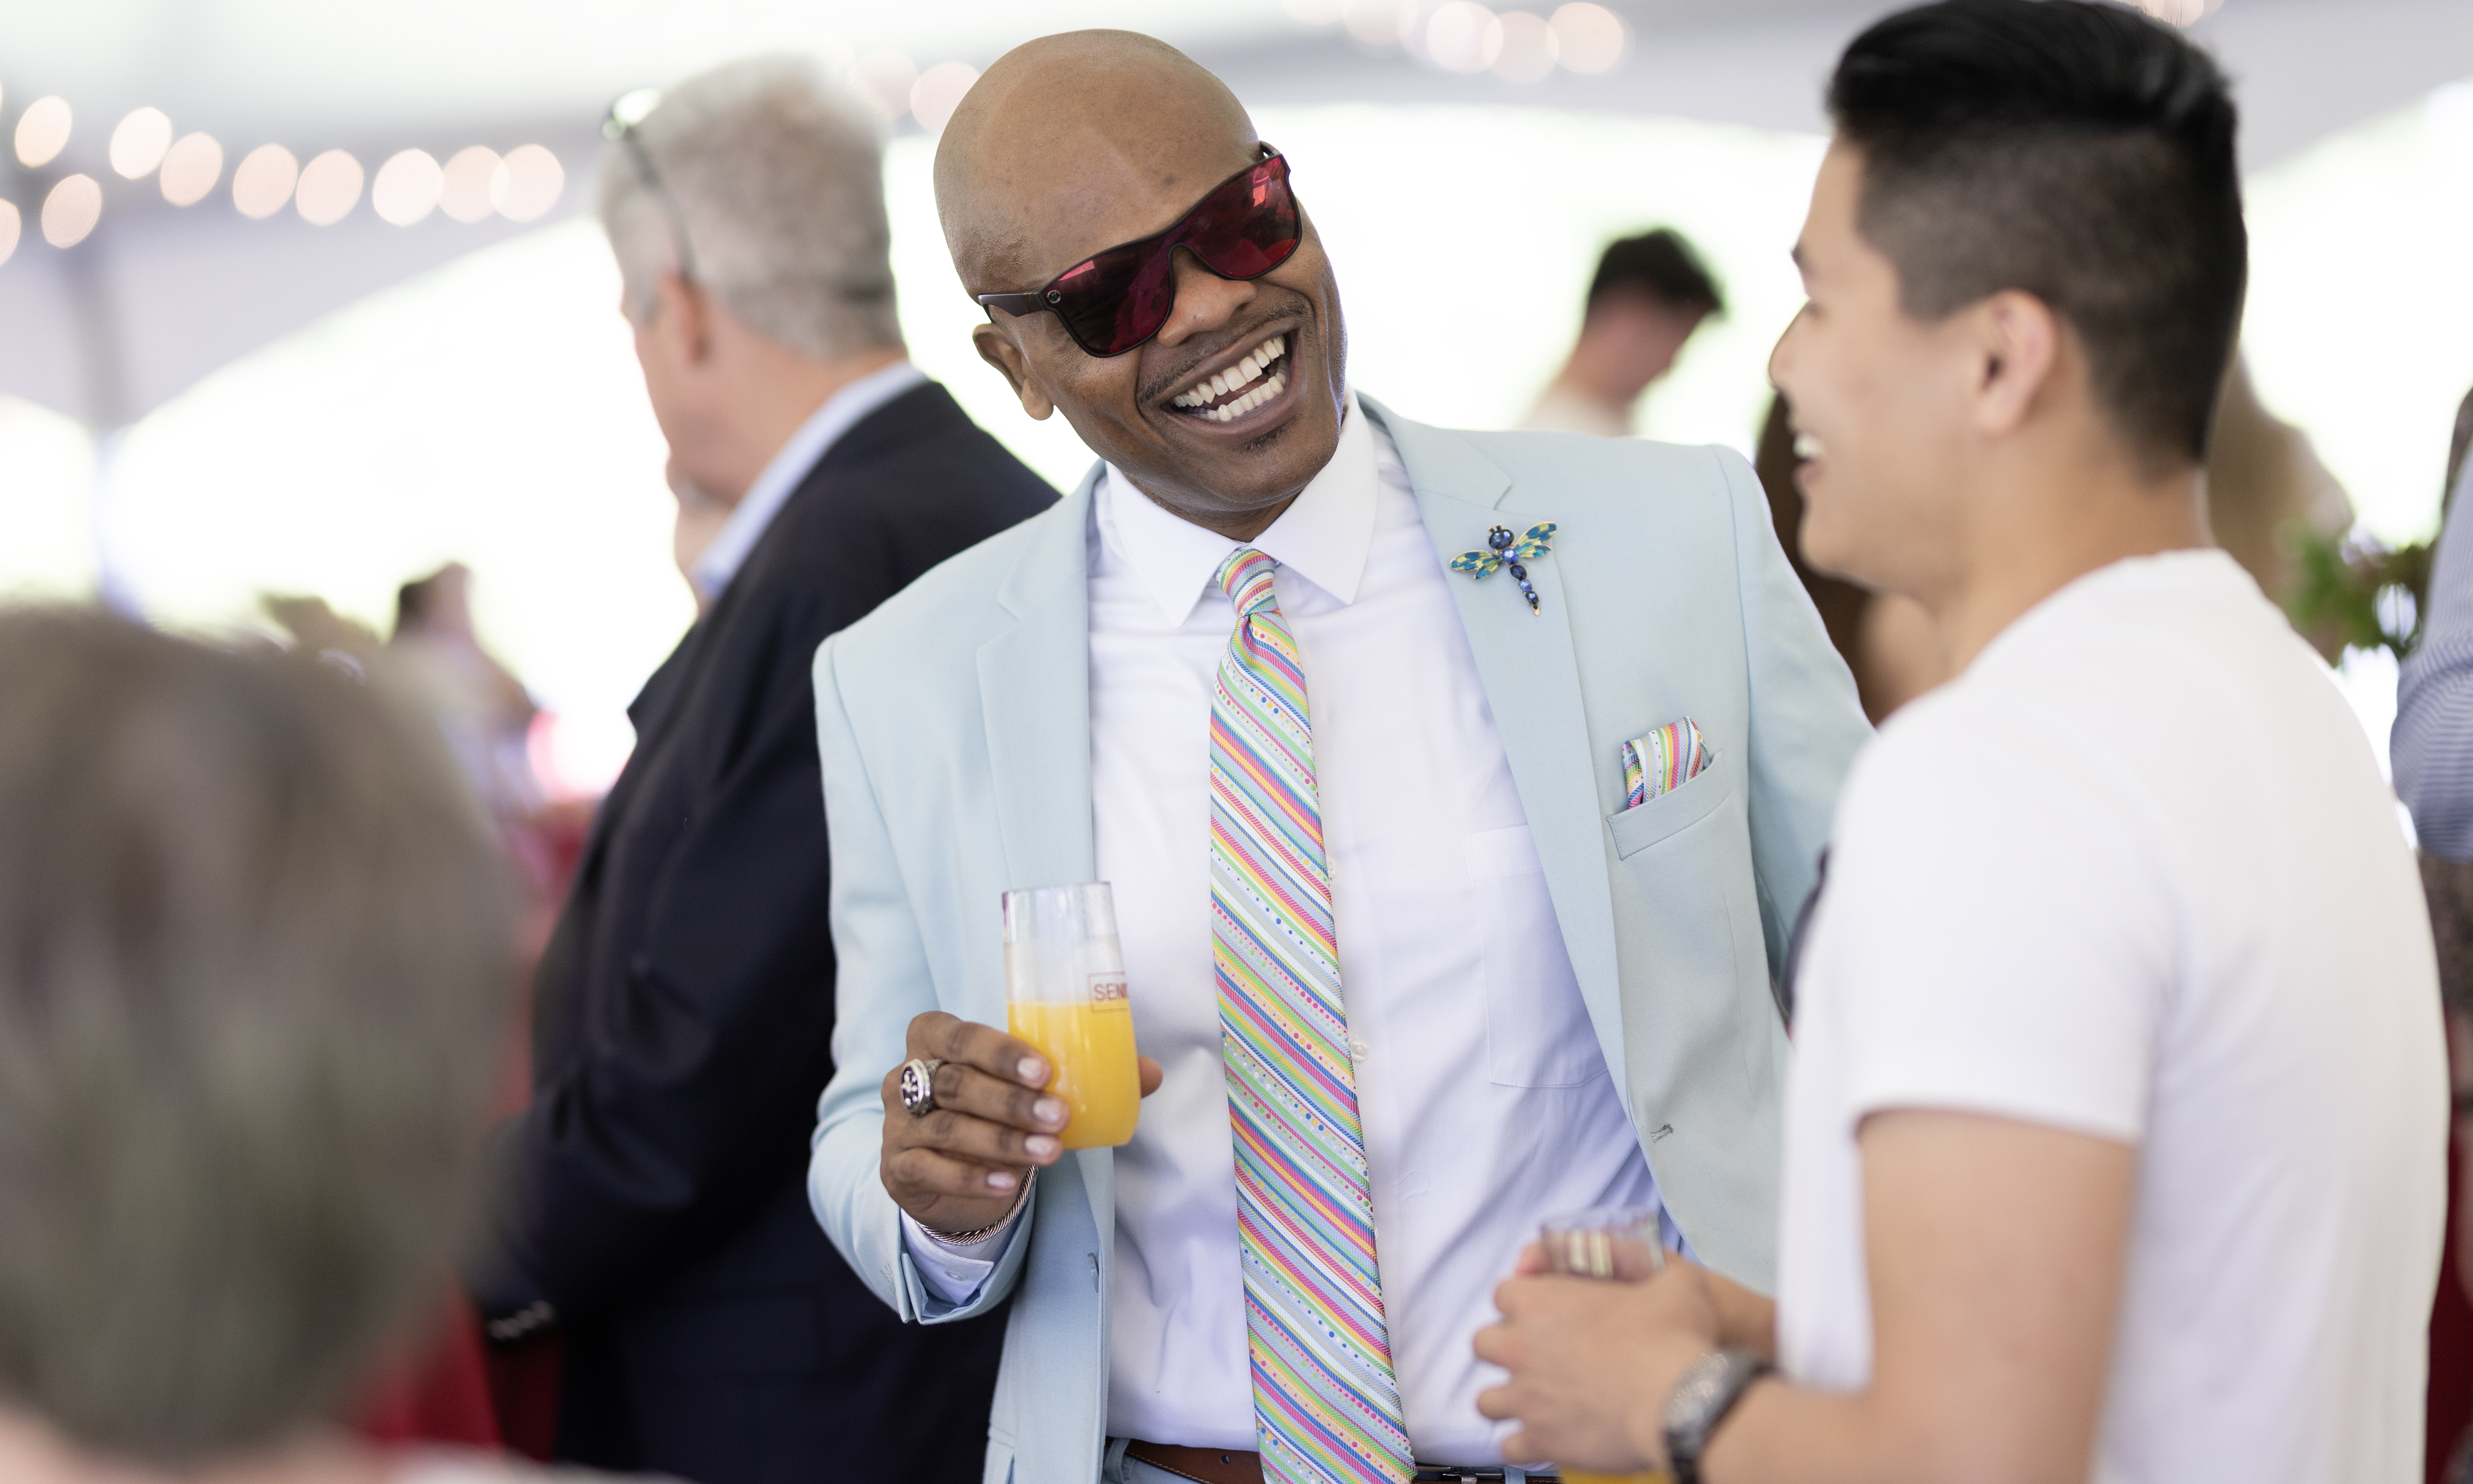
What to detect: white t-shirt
<box><xmin>1777</xmin><ymin>550</ymin><xmax>2447</xmax><ymax>1484</ymax></box>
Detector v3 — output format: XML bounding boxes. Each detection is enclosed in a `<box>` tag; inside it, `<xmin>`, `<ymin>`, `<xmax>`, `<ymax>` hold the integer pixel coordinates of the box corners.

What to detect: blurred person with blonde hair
<box><xmin>0</xmin><ymin>608</ymin><xmax>566</xmax><ymax>1484</ymax></box>
<box><xmin>462</xmin><ymin>55</ymin><xmax>1052</xmax><ymax>1483</ymax></box>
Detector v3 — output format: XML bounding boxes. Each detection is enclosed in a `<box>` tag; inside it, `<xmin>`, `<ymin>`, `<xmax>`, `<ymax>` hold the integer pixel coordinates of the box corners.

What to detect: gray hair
<box><xmin>601</xmin><ymin>56</ymin><xmax>904</xmax><ymax>361</ymax></box>
<box><xmin>0</xmin><ymin>609</ymin><xmax>512</xmax><ymax>1463</ymax></box>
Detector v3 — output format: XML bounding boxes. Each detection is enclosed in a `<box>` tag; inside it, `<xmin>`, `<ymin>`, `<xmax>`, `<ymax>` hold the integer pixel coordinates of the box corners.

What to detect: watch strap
<box><xmin>1662</xmin><ymin>1347</ymin><xmax>1774</xmax><ymax>1484</ymax></box>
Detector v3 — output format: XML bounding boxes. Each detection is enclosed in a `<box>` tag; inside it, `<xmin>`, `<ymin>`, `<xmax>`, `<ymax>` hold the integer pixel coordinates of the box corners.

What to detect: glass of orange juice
<box><xmin>1537</xmin><ymin>1205</ymin><xmax>1672</xmax><ymax>1484</ymax></box>
<box><xmin>1002</xmin><ymin>882</ymin><xmax>1140</xmax><ymax>1150</ymax></box>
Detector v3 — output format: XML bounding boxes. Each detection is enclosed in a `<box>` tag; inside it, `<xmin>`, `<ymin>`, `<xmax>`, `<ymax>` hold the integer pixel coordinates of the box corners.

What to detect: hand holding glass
<box><xmin>1003</xmin><ymin>883</ymin><xmax>1141</xmax><ymax>1149</ymax></box>
<box><xmin>1537</xmin><ymin>1206</ymin><xmax>1672</xmax><ymax>1484</ymax></box>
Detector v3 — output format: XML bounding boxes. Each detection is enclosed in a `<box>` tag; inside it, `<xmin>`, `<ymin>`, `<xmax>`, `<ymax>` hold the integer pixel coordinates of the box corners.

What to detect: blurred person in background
<box><xmin>667</xmin><ymin>463</ymin><xmax>733</xmax><ymax>618</ymax></box>
<box><xmin>1522</xmin><ymin>228</ymin><xmax>1724</xmax><ymax>436</ymax></box>
<box><xmin>392</xmin><ymin>563</ymin><xmax>543</xmax><ymax>821</ymax></box>
<box><xmin>1753</xmin><ymin>395</ymin><xmax>1947</xmax><ymax>722</ymax></box>
<box><xmin>2382</xmin><ymin>382</ymin><xmax>2472</xmax><ymax>888</ymax></box>
<box><xmin>2393</xmin><ymin>381</ymin><xmax>2473</xmax><ymax>1484</ymax></box>
<box><xmin>0</xmin><ymin>608</ymin><xmax>554</xmax><ymax>1484</ymax></box>
<box><xmin>260</xmin><ymin>576</ymin><xmax>550</xmax><ymax>1456</ymax></box>
<box><xmin>808</xmin><ymin>29</ymin><xmax>1866</xmax><ymax>1484</ymax></box>
<box><xmin>1752</xmin><ymin>357</ymin><xmax>2353</xmax><ymax>723</ymax></box>
<box><xmin>463</xmin><ymin>56</ymin><xmax>1053</xmax><ymax>1484</ymax></box>
<box><xmin>2460</xmin><ymin>387</ymin><xmax>2473</xmax><ymax>511</ymax></box>
<box><xmin>1480</xmin><ymin>5</ymin><xmax>2443</xmax><ymax>1481</ymax></box>
<box><xmin>2205</xmin><ymin>356</ymin><xmax>2353</xmax><ymax>620</ymax></box>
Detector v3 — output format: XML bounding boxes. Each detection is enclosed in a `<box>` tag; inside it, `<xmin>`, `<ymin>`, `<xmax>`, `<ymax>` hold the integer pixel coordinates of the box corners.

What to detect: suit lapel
<box><xmin>977</xmin><ymin>472</ymin><xmax>1100</xmax><ymax>892</ymax></box>
<box><xmin>973</xmin><ymin>470</ymin><xmax>1113</xmax><ymax>1240</ymax></box>
<box><xmin>1361</xmin><ymin>396</ymin><xmax>1630</xmax><ymax>1100</ymax></box>
<box><xmin>569</xmin><ymin>577</ymin><xmax>744</xmax><ymax>894</ymax></box>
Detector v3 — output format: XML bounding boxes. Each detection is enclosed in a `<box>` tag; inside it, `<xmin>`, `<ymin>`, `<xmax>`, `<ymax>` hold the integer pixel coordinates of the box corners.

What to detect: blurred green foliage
<box><xmin>2288</xmin><ymin>527</ymin><xmax>2434</xmax><ymax>658</ymax></box>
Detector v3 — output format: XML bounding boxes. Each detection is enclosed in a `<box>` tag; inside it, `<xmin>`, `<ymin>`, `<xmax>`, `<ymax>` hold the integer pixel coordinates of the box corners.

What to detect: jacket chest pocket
<box><xmin>1603</xmin><ymin>752</ymin><xmax>1760</xmax><ymax>1045</ymax></box>
<box><xmin>1465</xmin><ymin>824</ymin><xmax>1607</xmax><ymax>1089</ymax></box>
<box><xmin>1607</xmin><ymin>750</ymin><xmax>1731</xmax><ymax>860</ymax></box>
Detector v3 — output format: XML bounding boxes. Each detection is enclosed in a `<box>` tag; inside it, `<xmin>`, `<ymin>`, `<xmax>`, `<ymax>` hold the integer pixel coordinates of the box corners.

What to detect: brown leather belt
<box><xmin>1124</xmin><ymin>1443</ymin><xmax>1262</xmax><ymax>1484</ymax></box>
<box><xmin>1122</xmin><ymin>1442</ymin><xmax>1560</xmax><ymax>1484</ymax></box>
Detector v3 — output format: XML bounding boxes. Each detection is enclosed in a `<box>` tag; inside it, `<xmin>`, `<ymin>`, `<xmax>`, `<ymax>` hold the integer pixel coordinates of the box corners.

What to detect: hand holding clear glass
<box><xmin>1536</xmin><ymin>1205</ymin><xmax>1671</xmax><ymax>1484</ymax></box>
<box><xmin>1002</xmin><ymin>882</ymin><xmax>1141</xmax><ymax>1149</ymax></box>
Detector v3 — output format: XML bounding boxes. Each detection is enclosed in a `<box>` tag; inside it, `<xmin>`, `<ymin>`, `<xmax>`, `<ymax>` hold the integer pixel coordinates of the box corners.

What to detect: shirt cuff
<box><xmin>898</xmin><ymin>1174</ymin><xmax>1035</xmax><ymax>1306</ymax></box>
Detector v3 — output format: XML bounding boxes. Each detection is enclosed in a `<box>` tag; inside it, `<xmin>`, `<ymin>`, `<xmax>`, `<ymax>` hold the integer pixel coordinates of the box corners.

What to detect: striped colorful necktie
<box><xmin>1208</xmin><ymin>547</ymin><xmax>1413</xmax><ymax>1484</ymax></box>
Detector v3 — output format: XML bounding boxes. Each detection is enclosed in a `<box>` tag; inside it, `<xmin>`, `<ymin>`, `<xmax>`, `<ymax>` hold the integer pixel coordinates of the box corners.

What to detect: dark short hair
<box><xmin>1586</xmin><ymin>228</ymin><xmax>1725</xmax><ymax>317</ymax></box>
<box><xmin>0</xmin><ymin>609</ymin><xmax>511</xmax><ymax>1463</ymax></box>
<box><xmin>1826</xmin><ymin>0</ymin><xmax>2246</xmax><ymax>468</ymax></box>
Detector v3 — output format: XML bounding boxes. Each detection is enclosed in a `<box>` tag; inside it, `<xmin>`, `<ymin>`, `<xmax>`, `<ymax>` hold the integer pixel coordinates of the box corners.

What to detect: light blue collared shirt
<box><xmin>2397</xmin><ymin>456</ymin><xmax>2473</xmax><ymax>856</ymax></box>
<box><xmin>690</xmin><ymin>359</ymin><xmax>930</xmax><ymax>601</ymax></box>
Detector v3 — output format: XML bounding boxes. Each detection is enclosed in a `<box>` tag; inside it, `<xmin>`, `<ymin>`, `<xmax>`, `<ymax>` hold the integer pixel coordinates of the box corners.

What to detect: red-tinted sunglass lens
<box><xmin>1046</xmin><ymin>156</ymin><xmax>1303</xmax><ymax>356</ymax></box>
<box><xmin>1050</xmin><ymin>245</ymin><xmax>1175</xmax><ymax>359</ymax></box>
<box><xmin>1183</xmin><ymin>161</ymin><xmax>1301</xmax><ymax>281</ymax></box>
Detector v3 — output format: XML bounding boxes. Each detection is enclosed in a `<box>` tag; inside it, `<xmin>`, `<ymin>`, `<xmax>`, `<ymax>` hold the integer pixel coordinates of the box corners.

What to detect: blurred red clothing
<box><xmin>355</xmin><ymin>1295</ymin><xmax>500</xmax><ymax>1450</ymax></box>
<box><xmin>350</xmin><ymin>804</ymin><xmax>594</xmax><ymax>1462</ymax></box>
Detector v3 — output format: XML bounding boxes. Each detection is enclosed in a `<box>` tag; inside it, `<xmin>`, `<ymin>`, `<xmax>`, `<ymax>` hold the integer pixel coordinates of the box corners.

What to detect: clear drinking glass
<box><xmin>1539</xmin><ymin>1204</ymin><xmax>1665</xmax><ymax>1280</ymax></box>
<box><xmin>1537</xmin><ymin>1205</ymin><xmax>1672</xmax><ymax>1484</ymax></box>
<box><xmin>1001</xmin><ymin>882</ymin><xmax>1141</xmax><ymax>1150</ymax></box>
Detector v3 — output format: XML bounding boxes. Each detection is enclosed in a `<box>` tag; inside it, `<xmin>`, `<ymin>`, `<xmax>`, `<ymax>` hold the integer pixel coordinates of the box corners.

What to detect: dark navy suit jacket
<box><xmin>471</xmin><ymin>381</ymin><xmax>1055</xmax><ymax>1484</ymax></box>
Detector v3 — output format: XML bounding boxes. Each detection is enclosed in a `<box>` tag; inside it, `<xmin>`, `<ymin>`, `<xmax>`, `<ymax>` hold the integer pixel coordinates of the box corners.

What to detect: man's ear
<box><xmin>1970</xmin><ymin>289</ymin><xmax>2061</xmax><ymax>439</ymax></box>
<box><xmin>973</xmin><ymin>322</ymin><xmax>1056</xmax><ymax>421</ymax></box>
<box><xmin>651</xmin><ymin>272</ymin><xmax>714</xmax><ymax>370</ymax></box>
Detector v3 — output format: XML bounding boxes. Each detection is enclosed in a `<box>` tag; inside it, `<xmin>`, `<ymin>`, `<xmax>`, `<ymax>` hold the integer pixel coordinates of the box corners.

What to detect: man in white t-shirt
<box><xmin>1474</xmin><ymin>2</ymin><xmax>2448</xmax><ymax>1481</ymax></box>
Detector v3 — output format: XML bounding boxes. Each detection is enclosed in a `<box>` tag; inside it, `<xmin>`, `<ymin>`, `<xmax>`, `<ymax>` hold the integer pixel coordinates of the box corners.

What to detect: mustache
<box><xmin>1137</xmin><ymin>291</ymin><xmax>1311</xmax><ymax>406</ymax></box>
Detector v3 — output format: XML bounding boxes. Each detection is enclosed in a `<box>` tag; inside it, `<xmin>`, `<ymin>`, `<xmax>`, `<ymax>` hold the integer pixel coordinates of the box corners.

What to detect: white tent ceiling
<box><xmin>1</xmin><ymin>0</ymin><xmax>2468</xmax><ymax>429</ymax></box>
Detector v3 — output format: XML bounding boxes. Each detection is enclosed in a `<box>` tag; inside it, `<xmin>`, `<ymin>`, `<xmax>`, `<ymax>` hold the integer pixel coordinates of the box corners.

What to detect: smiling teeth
<box><xmin>1793</xmin><ymin>432</ymin><xmax>1825</xmax><ymax>460</ymax></box>
<box><xmin>1172</xmin><ymin>334</ymin><xmax>1288</xmax><ymax>410</ymax></box>
<box><xmin>1202</xmin><ymin>367</ymin><xmax>1288</xmax><ymax>422</ymax></box>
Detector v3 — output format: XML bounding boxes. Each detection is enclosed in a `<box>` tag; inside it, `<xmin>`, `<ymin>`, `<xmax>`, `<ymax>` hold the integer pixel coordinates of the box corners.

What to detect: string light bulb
<box><xmin>110</xmin><ymin>107</ymin><xmax>174</xmax><ymax>178</ymax></box>
<box><xmin>16</xmin><ymin>97</ymin><xmax>72</xmax><ymax>169</ymax></box>
<box><xmin>41</xmin><ymin>175</ymin><xmax>102</xmax><ymax>248</ymax></box>
<box><xmin>160</xmin><ymin>133</ymin><xmax>225</xmax><ymax>206</ymax></box>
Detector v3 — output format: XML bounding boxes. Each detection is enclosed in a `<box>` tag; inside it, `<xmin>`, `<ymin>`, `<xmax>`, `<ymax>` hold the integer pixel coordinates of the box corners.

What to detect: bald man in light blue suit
<box><xmin>809</xmin><ymin>402</ymin><xmax>1866</xmax><ymax>1477</ymax></box>
<box><xmin>806</xmin><ymin>30</ymin><xmax>1868</xmax><ymax>1484</ymax></box>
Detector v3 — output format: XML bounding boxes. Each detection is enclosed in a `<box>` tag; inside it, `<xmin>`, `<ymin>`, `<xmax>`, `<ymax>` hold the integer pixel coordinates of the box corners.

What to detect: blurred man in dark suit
<box><xmin>466</xmin><ymin>57</ymin><xmax>1054</xmax><ymax>1484</ymax></box>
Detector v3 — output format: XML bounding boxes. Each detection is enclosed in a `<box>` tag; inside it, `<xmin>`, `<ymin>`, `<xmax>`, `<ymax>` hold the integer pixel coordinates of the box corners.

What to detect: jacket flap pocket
<box><xmin>1607</xmin><ymin>749</ymin><xmax>1731</xmax><ymax>859</ymax></box>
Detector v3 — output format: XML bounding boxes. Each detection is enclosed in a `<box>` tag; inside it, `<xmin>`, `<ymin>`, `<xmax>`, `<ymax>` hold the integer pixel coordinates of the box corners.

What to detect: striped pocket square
<box><xmin>1622</xmin><ymin>718</ymin><xmax>1713</xmax><ymax>809</ymax></box>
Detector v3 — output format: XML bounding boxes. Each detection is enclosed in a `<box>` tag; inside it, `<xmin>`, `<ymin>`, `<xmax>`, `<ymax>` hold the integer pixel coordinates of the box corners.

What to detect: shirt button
<box><xmin>1349</xmin><ymin>1037</ymin><xmax>1371</xmax><ymax>1060</ymax></box>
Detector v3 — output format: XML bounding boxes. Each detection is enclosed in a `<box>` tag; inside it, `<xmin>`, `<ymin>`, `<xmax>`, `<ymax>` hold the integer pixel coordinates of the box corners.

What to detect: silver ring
<box><xmin>899</xmin><ymin>1057</ymin><xmax>945</xmax><ymax>1117</ymax></box>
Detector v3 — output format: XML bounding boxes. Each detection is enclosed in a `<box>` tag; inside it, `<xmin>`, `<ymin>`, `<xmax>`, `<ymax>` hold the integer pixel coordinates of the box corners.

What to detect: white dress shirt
<box><xmin>689</xmin><ymin>359</ymin><xmax>929</xmax><ymax>601</ymax></box>
<box><xmin>903</xmin><ymin>403</ymin><xmax>1662</xmax><ymax>1462</ymax></box>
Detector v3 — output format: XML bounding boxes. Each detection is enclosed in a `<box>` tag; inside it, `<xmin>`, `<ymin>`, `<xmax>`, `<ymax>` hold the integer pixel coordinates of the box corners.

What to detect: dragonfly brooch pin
<box><xmin>1449</xmin><ymin>522</ymin><xmax>1559</xmax><ymax>615</ymax></box>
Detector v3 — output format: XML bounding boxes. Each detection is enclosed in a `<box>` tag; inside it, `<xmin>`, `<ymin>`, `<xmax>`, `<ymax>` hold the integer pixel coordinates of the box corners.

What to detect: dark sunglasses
<box><xmin>976</xmin><ymin>146</ymin><xmax>1302</xmax><ymax>358</ymax></box>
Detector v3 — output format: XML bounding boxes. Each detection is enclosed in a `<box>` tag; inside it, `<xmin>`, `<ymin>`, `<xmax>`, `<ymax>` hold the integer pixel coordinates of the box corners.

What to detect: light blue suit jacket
<box><xmin>808</xmin><ymin>395</ymin><xmax>1869</xmax><ymax>1484</ymax></box>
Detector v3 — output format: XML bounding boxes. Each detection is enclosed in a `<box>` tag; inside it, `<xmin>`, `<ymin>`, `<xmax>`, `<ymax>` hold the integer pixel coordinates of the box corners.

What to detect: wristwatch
<box><xmin>1661</xmin><ymin>1348</ymin><xmax>1773</xmax><ymax>1484</ymax></box>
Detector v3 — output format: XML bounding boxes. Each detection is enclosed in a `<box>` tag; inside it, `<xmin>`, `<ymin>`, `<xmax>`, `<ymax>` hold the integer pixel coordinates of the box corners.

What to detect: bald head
<box><xmin>937</xmin><ymin>30</ymin><xmax>1349</xmax><ymax>542</ymax></box>
<box><xmin>935</xmin><ymin>30</ymin><xmax>1256</xmax><ymax>291</ymax></box>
